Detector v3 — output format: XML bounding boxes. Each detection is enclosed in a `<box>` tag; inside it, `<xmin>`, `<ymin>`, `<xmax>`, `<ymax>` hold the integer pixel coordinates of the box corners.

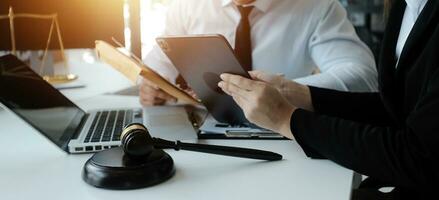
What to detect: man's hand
<box><xmin>250</xmin><ymin>70</ymin><xmax>314</xmax><ymax>111</ymax></box>
<box><xmin>218</xmin><ymin>73</ymin><xmax>296</xmax><ymax>139</ymax></box>
<box><xmin>184</xmin><ymin>88</ymin><xmax>198</xmax><ymax>100</ymax></box>
<box><xmin>139</xmin><ymin>78</ymin><xmax>176</xmax><ymax>106</ymax></box>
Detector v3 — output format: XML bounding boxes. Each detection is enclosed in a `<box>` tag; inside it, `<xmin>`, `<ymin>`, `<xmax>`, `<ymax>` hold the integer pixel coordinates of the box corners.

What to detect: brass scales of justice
<box><xmin>0</xmin><ymin>7</ymin><xmax>77</xmax><ymax>84</ymax></box>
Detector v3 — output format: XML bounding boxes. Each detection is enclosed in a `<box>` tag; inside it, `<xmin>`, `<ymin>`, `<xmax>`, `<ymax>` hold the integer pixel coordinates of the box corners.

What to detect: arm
<box><xmin>296</xmin><ymin>0</ymin><xmax>378</xmax><ymax>92</ymax></box>
<box><xmin>218</xmin><ymin>73</ymin><xmax>391</xmax><ymax>139</ymax></box>
<box><xmin>291</xmin><ymin>71</ymin><xmax>439</xmax><ymax>189</ymax></box>
<box><xmin>249</xmin><ymin>71</ymin><xmax>393</xmax><ymax>125</ymax></box>
<box><xmin>309</xmin><ymin>86</ymin><xmax>394</xmax><ymax>126</ymax></box>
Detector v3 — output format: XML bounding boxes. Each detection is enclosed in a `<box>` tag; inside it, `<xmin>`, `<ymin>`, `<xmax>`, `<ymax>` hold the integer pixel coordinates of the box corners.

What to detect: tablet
<box><xmin>156</xmin><ymin>34</ymin><xmax>250</xmax><ymax>125</ymax></box>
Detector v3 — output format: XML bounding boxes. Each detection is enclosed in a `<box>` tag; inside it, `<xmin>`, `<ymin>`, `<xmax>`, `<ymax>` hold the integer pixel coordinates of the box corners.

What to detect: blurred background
<box><xmin>0</xmin><ymin>0</ymin><xmax>386</xmax><ymax>90</ymax></box>
<box><xmin>1</xmin><ymin>0</ymin><xmax>386</xmax><ymax>59</ymax></box>
<box><xmin>140</xmin><ymin>0</ymin><xmax>386</xmax><ymax>59</ymax></box>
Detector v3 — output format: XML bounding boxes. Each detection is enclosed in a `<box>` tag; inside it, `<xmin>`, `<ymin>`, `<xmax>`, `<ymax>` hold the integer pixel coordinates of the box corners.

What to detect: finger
<box><xmin>140</xmin><ymin>90</ymin><xmax>164</xmax><ymax>101</ymax></box>
<box><xmin>248</xmin><ymin>70</ymin><xmax>265</xmax><ymax>80</ymax></box>
<box><xmin>153</xmin><ymin>97</ymin><xmax>167</xmax><ymax>105</ymax></box>
<box><xmin>141</xmin><ymin>78</ymin><xmax>159</xmax><ymax>90</ymax></box>
<box><xmin>140</xmin><ymin>94</ymin><xmax>156</xmax><ymax>104</ymax></box>
<box><xmin>140</xmin><ymin>89</ymin><xmax>161</xmax><ymax>102</ymax></box>
<box><xmin>220</xmin><ymin>73</ymin><xmax>257</xmax><ymax>91</ymax></box>
<box><xmin>140</xmin><ymin>95</ymin><xmax>167</xmax><ymax>106</ymax></box>
<box><xmin>140</xmin><ymin>97</ymin><xmax>158</xmax><ymax>106</ymax></box>
<box><xmin>185</xmin><ymin>89</ymin><xmax>198</xmax><ymax>99</ymax></box>
<box><xmin>140</xmin><ymin>82</ymin><xmax>160</xmax><ymax>94</ymax></box>
<box><xmin>184</xmin><ymin>88</ymin><xmax>195</xmax><ymax>95</ymax></box>
<box><xmin>218</xmin><ymin>81</ymin><xmax>249</xmax><ymax>100</ymax></box>
<box><xmin>139</xmin><ymin>88</ymin><xmax>158</xmax><ymax>96</ymax></box>
<box><xmin>141</xmin><ymin>90</ymin><xmax>175</xmax><ymax>104</ymax></box>
<box><xmin>140</xmin><ymin>100</ymin><xmax>154</xmax><ymax>107</ymax></box>
<box><xmin>140</xmin><ymin>83</ymin><xmax>174</xmax><ymax>100</ymax></box>
<box><xmin>249</xmin><ymin>70</ymin><xmax>275</xmax><ymax>82</ymax></box>
<box><xmin>155</xmin><ymin>90</ymin><xmax>176</xmax><ymax>101</ymax></box>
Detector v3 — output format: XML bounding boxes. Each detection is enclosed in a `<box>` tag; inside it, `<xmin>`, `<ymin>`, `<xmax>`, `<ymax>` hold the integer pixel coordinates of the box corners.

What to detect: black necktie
<box><xmin>235</xmin><ymin>6</ymin><xmax>253</xmax><ymax>71</ymax></box>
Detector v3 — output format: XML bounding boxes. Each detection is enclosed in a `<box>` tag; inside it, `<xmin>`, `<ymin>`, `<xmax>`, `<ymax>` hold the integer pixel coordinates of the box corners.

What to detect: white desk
<box><xmin>0</xmin><ymin>50</ymin><xmax>354</xmax><ymax>200</ymax></box>
<box><xmin>59</xmin><ymin>49</ymin><xmax>134</xmax><ymax>101</ymax></box>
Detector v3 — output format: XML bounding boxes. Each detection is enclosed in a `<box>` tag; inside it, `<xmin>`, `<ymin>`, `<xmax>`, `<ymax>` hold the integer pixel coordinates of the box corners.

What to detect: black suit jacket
<box><xmin>290</xmin><ymin>0</ymin><xmax>439</xmax><ymax>197</ymax></box>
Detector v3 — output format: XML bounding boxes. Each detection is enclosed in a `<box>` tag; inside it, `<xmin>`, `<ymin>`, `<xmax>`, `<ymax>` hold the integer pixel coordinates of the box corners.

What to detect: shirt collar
<box><xmin>405</xmin><ymin>0</ymin><xmax>428</xmax><ymax>15</ymax></box>
<box><xmin>222</xmin><ymin>0</ymin><xmax>272</xmax><ymax>13</ymax></box>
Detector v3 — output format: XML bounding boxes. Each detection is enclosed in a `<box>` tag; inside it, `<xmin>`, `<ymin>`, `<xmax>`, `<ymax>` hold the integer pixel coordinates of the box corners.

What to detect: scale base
<box><xmin>82</xmin><ymin>147</ymin><xmax>175</xmax><ymax>190</ymax></box>
<box><xmin>43</xmin><ymin>74</ymin><xmax>78</xmax><ymax>84</ymax></box>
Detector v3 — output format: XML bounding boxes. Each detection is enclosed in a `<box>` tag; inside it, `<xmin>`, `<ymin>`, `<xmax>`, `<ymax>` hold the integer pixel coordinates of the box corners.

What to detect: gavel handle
<box><xmin>153</xmin><ymin>138</ymin><xmax>282</xmax><ymax>161</ymax></box>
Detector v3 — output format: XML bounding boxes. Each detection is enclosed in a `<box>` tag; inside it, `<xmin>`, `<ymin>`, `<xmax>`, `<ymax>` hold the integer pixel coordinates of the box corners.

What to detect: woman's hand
<box><xmin>249</xmin><ymin>70</ymin><xmax>314</xmax><ymax>111</ymax></box>
<box><xmin>218</xmin><ymin>73</ymin><xmax>296</xmax><ymax>139</ymax></box>
<box><xmin>248</xmin><ymin>70</ymin><xmax>286</xmax><ymax>90</ymax></box>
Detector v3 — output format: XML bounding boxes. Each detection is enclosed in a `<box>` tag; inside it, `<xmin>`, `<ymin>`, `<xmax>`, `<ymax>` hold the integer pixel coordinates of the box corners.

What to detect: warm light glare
<box><xmin>124</xmin><ymin>27</ymin><xmax>132</xmax><ymax>50</ymax></box>
<box><xmin>123</xmin><ymin>2</ymin><xmax>130</xmax><ymax>19</ymax></box>
<box><xmin>82</xmin><ymin>50</ymin><xmax>96</xmax><ymax>64</ymax></box>
<box><xmin>140</xmin><ymin>0</ymin><xmax>170</xmax><ymax>59</ymax></box>
<box><xmin>123</xmin><ymin>0</ymin><xmax>131</xmax><ymax>51</ymax></box>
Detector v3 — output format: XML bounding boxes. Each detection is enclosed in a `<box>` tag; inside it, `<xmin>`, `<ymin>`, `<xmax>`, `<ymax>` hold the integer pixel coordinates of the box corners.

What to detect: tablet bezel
<box><xmin>156</xmin><ymin>34</ymin><xmax>251</xmax><ymax>125</ymax></box>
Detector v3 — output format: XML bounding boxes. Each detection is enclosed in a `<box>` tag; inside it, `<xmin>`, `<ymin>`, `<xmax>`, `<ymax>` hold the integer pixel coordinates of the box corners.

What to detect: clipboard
<box><xmin>95</xmin><ymin>40</ymin><xmax>200</xmax><ymax>105</ymax></box>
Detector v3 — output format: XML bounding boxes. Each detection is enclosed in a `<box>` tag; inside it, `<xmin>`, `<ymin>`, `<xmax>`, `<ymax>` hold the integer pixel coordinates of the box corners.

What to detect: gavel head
<box><xmin>121</xmin><ymin>123</ymin><xmax>154</xmax><ymax>158</ymax></box>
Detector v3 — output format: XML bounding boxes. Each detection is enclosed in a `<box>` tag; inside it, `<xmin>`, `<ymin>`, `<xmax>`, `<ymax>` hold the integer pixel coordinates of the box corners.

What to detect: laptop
<box><xmin>0</xmin><ymin>54</ymin><xmax>143</xmax><ymax>153</ymax></box>
<box><xmin>156</xmin><ymin>35</ymin><xmax>283</xmax><ymax>139</ymax></box>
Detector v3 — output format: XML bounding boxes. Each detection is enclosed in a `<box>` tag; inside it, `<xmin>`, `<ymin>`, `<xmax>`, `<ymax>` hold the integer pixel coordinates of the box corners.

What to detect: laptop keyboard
<box><xmin>84</xmin><ymin>110</ymin><xmax>133</xmax><ymax>143</ymax></box>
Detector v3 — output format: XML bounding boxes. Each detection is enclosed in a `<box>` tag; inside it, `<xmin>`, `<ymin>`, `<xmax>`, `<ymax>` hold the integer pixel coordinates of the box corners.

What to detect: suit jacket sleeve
<box><xmin>309</xmin><ymin>86</ymin><xmax>394</xmax><ymax>126</ymax></box>
<box><xmin>291</xmin><ymin>73</ymin><xmax>439</xmax><ymax>189</ymax></box>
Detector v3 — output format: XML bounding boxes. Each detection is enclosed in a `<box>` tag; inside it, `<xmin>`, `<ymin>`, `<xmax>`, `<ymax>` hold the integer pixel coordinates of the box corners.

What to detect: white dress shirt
<box><xmin>396</xmin><ymin>0</ymin><xmax>428</xmax><ymax>62</ymax></box>
<box><xmin>144</xmin><ymin>0</ymin><xmax>378</xmax><ymax>91</ymax></box>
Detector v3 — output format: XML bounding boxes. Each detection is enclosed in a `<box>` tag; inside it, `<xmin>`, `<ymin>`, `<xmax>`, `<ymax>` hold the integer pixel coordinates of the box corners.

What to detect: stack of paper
<box><xmin>95</xmin><ymin>40</ymin><xmax>200</xmax><ymax>105</ymax></box>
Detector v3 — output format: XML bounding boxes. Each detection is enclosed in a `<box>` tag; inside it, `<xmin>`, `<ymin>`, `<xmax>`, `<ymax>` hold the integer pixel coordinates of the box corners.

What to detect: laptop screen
<box><xmin>0</xmin><ymin>54</ymin><xmax>86</xmax><ymax>151</ymax></box>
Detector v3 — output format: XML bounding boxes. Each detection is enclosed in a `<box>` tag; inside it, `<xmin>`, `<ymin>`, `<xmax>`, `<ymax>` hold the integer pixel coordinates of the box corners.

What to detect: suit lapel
<box><xmin>378</xmin><ymin>0</ymin><xmax>405</xmax><ymax>80</ymax></box>
<box><xmin>378</xmin><ymin>0</ymin><xmax>406</xmax><ymax>123</ymax></box>
<box><xmin>396</xmin><ymin>0</ymin><xmax>439</xmax><ymax>72</ymax></box>
<box><xmin>378</xmin><ymin>0</ymin><xmax>439</xmax><ymax>123</ymax></box>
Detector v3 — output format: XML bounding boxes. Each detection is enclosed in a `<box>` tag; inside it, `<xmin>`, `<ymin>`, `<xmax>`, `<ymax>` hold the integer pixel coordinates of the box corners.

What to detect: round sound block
<box><xmin>82</xmin><ymin>147</ymin><xmax>175</xmax><ymax>190</ymax></box>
